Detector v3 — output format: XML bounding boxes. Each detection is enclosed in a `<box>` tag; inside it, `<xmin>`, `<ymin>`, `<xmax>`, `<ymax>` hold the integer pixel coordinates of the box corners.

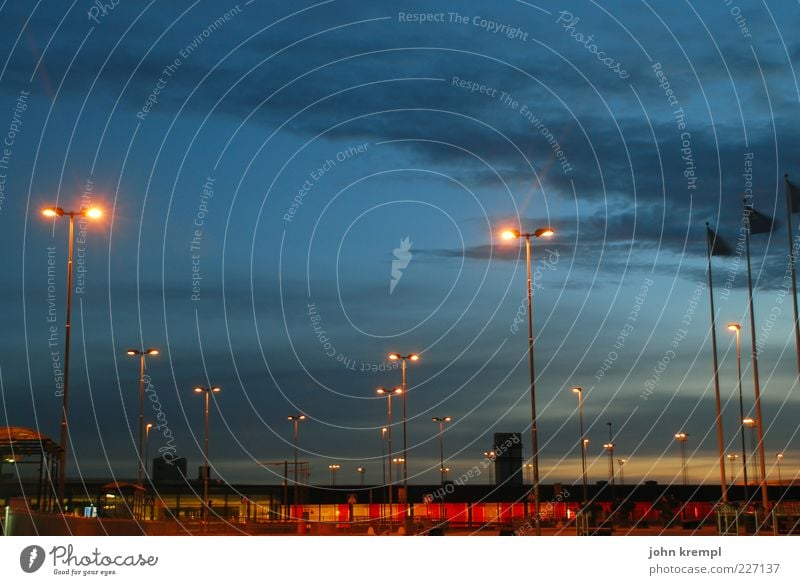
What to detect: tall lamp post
<box><xmin>432</xmin><ymin>417</ymin><xmax>452</xmax><ymax>485</ymax></box>
<box><xmin>194</xmin><ymin>385</ymin><xmax>221</xmax><ymax>523</ymax></box>
<box><xmin>776</xmin><ymin>453</ymin><xmax>784</xmax><ymax>486</ymax></box>
<box><xmin>377</xmin><ymin>387</ymin><xmax>401</xmax><ymax>527</ymax></box>
<box><xmin>605</xmin><ymin>421</ymin><xmax>616</xmax><ymax>503</ymax></box>
<box><xmin>126</xmin><ymin>348</ymin><xmax>159</xmax><ymax>487</ymax></box>
<box><xmin>329</xmin><ymin>464</ymin><xmax>340</xmax><ymax>486</ymax></box>
<box><xmin>727</xmin><ymin>323</ymin><xmax>750</xmax><ymax>501</ymax></box>
<box><xmin>287</xmin><ymin>414</ymin><xmax>306</xmax><ymax>520</ymax></box>
<box><xmin>727</xmin><ymin>454</ymin><xmax>739</xmax><ymax>486</ymax></box>
<box><xmin>502</xmin><ymin>226</ymin><xmax>555</xmax><ymax>535</ymax></box>
<box><xmin>41</xmin><ymin>205</ymin><xmax>102</xmax><ymax>505</ymax></box>
<box><xmin>617</xmin><ymin>458</ymin><xmax>626</xmax><ymax>486</ymax></box>
<box><xmin>571</xmin><ymin>387</ymin><xmax>588</xmax><ymax>505</ymax></box>
<box><xmin>743</xmin><ymin>418</ymin><xmax>758</xmax><ymax>486</ymax></box>
<box><xmin>484</xmin><ymin>451</ymin><xmax>496</xmax><ymax>485</ymax></box>
<box><xmin>675</xmin><ymin>432</ymin><xmax>689</xmax><ymax>486</ymax></box>
<box><xmin>357</xmin><ymin>467</ymin><xmax>366</xmax><ymax>486</ymax></box>
<box><xmin>387</xmin><ymin>352</ymin><xmax>419</xmax><ymax>523</ymax></box>
<box><xmin>144</xmin><ymin>423</ymin><xmax>153</xmax><ymax>478</ymax></box>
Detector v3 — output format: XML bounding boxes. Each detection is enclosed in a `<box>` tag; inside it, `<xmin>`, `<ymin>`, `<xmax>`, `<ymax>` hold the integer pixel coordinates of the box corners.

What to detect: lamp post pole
<box><xmin>728</xmin><ymin>324</ymin><xmax>750</xmax><ymax>501</ymax></box>
<box><xmin>501</xmin><ymin>226</ymin><xmax>554</xmax><ymax>535</ymax></box>
<box><xmin>126</xmin><ymin>348</ymin><xmax>159</xmax><ymax>487</ymax></box>
<box><xmin>776</xmin><ymin>453</ymin><xmax>784</xmax><ymax>486</ymax></box>
<box><xmin>675</xmin><ymin>433</ymin><xmax>689</xmax><ymax>486</ymax></box>
<box><xmin>387</xmin><ymin>353</ymin><xmax>419</xmax><ymax>526</ymax></box>
<box><xmin>41</xmin><ymin>205</ymin><xmax>102</xmax><ymax>506</ymax></box>
<box><xmin>377</xmin><ymin>388</ymin><xmax>401</xmax><ymax>529</ymax></box>
<box><xmin>572</xmin><ymin>387</ymin><xmax>588</xmax><ymax>505</ymax></box>
<box><xmin>194</xmin><ymin>386</ymin><xmax>220</xmax><ymax>524</ymax></box>
<box><xmin>287</xmin><ymin>415</ymin><xmax>306</xmax><ymax>521</ymax></box>
<box><xmin>144</xmin><ymin>423</ymin><xmax>153</xmax><ymax>478</ymax></box>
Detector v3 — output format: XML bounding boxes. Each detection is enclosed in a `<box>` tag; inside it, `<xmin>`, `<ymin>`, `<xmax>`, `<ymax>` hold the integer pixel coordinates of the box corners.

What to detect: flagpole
<box><xmin>784</xmin><ymin>174</ymin><xmax>800</xmax><ymax>379</ymax></box>
<box><xmin>705</xmin><ymin>223</ymin><xmax>728</xmax><ymax>502</ymax></box>
<box><xmin>743</xmin><ymin>201</ymin><xmax>770</xmax><ymax>519</ymax></box>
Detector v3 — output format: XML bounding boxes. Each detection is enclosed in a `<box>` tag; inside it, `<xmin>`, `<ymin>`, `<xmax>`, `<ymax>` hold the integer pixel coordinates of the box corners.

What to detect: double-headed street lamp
<box><xmin>126</xmin><ymin>348</ymin><xmax>159</xmax><ymax>486</ymax></box>
<box><xmin>432</xmin><ymin>417</ymin><xmax>452</xmax><ymax>485</ymax></box>
<box><xmin>377</xmin><ymin>387</ymin><xmax>401</xmax><ymax>525</ymax></box>
<box><xmin>501</xmin><ymin>226</ymin><xmax>554</xmax><ymax>535</ymax></box>
<box><xmin>674</xmin><ymin>432</ymin><xmax>689</xmax><ymax>486</ymax></box>
<box><xmin>387</xmin><ymin>352</ymin><xmax>419</xmax><ymax>519</ymax></box>
<box><xmin>727</xmin><ymin>323</ymin><xmax>750</xmax><ymax>500</ymax></box>
<box><xmin>571</xmin><ymin>387</ymin><xmax>588</xmax><ymax>504</ymax></box>
<box><xmin>329</xmin><ymin>464</ymin><xmax>340</xmax><ymax>486</ymax></box>
<box><xmin>194</xmin><ymin>385</ymin><xmax>221</xmax><ymax>523</ymax></box>
<box><xmin>41</xmin><ymin>205</ymin><xmax>102</xmax><ymax>504</ymax></box>
<box><xmin>287</xmin><ymin>414</ymin><xmax>306</xmax><ymax>519</ymax></box>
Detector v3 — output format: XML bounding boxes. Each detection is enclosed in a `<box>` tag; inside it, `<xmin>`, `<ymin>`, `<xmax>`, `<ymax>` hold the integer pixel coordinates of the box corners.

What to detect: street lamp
<box><xmin>329</xmin><ymin>464</ymin><xmax>340</xmax><ymax>486</ymax></box>
<box><xmin>484</xmin><ymin>451</ymin><xmax>496</xmax><ymax>485</ymax></box>
<box><xmin>743</xmin><ymin>418</ymin><xmax>758</xmax><ymax>486</ymax></box>
<box><xmin>727</xmin><ymin>454</ymin><xmax>739</xmax><ymax>485</ymax></box>
<box><xmin>776</xmin><ymin>453</ymin><xmax>784</xmax><ymax>486</ymax></box>
<box><xmin>126</xmin><ymin>348</ymin><xmax>159</xmax><ymax>486</ymax></box>
<box><xmin>41</xmin><ymin>205</ymin><xmax>103</xmax><ymax>504</ymax></box>
<box><xmin>501</xmin><ymin>226</ymin><xmax>554</xmax><ymax>535</ymax></box>
<box><xmin>727</xmin><ymin>323</ymin><xmax>750</xmax><ymax>500</ymax></box>
<box><xmin>674</xmin><ymin>433</ymin><xmax>689</xmax><ymax>486</ymax></box>
<box><xmin>287</xmin><ymin>414</ymin><xmax>306</xmax><ymax>519</ymax></box>
<box><xmin>524</xmin><ymin>463</ymin><xmax>534</xmax><ymax>484</ymax></box>
<box><xmin>617</xmin><ymin>458</ymin><xmax>626</xmax><ymax>486</ymax></box>
<box><xmin>571</xmin><ymin>387</ymin><xmax>588</xmax><ymax>504</ymax></box>
<box><xmin>144</xmin><ymin>423</ymin><xmax>153</xmax><ymax>478</ymax></box>
<box><xmin>357</xmin><ymin>467</ymin><xmax>366</xmax><ymax>486</ymax></box>
<box><xmin>432</xmin><ymin>417</ymin><xmax>452</xmax><ymax>485</ymax></box>
<box><xmin>377</xmin><ymin>387</ymin><xmax>401</xmax><ymax>527</ymax></box>
<box><xmin>605</xmin><ymin>421</ymin><xmax>616</xmax><ymax>501</ymax></box>
<box><xmin>193</xmin><ymin>385</ymin><xmax>220</xmax><ymax>523</ymax></box>
<box><xmin>387</xmin><ymin>352</ymin><xmax>419</xmax><ymax>522</ymax></box>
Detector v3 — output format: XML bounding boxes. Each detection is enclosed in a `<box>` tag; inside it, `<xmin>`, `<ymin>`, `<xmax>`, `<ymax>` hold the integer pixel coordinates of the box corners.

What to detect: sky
<box><xmin>1</xmin><ymin>0</ymin><xmax>799</xmax><ymax>490</ymax></box>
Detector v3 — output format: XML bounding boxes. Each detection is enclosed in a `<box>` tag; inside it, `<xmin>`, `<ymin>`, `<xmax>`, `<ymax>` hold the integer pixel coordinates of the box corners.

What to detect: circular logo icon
<box><xmin>19</xmin><ymin>545</ymin><xmax>46</xmax><ymax>573</ymax></box>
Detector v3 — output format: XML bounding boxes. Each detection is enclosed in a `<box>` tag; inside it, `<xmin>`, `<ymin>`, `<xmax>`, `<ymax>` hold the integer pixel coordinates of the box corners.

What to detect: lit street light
<box><xmin>329</xmin><ymin>464</ymin><xmax>340</xmax><ymax>486</ymax></box>
<box><xmin>674</xmin><ymin>432</ymin><xmax>689</xmax><ymax>486</ymax></box>
<box><xmin>617</xmin><ymin>458</ymin><xmax>626</xmax><ymax>486</ymax></box>
<box><xmin>357</xmin><ymin>467</ymin><xmax>366</xmax><ymax>486</ymax></box>
<box><xmin>524</xmin><ymin>462</ymin><xmax>534</xmax><ymax>484</ymax></box>
<box><xmin>387</xmin><ymin>352</ymin><xmax>419</xmax><ymax>524</ymax></box>
<box><xmin>776</xmin><ymin>453</ymin><xmax>784</xmax><ymax>486</ymax></box>
<box><xmin>194</xmin><ymin>385</ymin><xmax>221</xmax><ymax>523</ymax></box>
<box><xmin>743</xmin><ymin>418</ymin><xmax>758</xmax><ymax>486</ymax></box>
<box><xmin>501</xmin><ymin>225</ymin><xmax>554</xmax><ymax>535</ymax></box>
<box><xmin>377</xmin><ymin>387</ymin><xmax>401</xmax><ymax>527</ymax></box>
<box><xmin>727</xmin><ymin>454</ymin><xmax>739</xmax><ymax>485</ymax></box>
<box><xmin>432</xmin><ymin>417</ymin><xmax>452</xmax><ymax>485</ymax></box>
<box><xmin>144</xmin><ymin>423</ymin><xmax>153</xmax><ymax>478</ymax></box>
<box><xmin>605</xmin><ymin>421</ymin><xmax>616</xmax><ymax>502</ymax></box>
<box><xmin>571</xmin><ymin>387</ymin><xmax>588</xmax><ymax>504</ymax></box>
<box><xmin>287</xmin><ymin>415</ymin><xmax>306</xmax><ymax>520</ymax></box>
<box><xmin>727</xmin><ymin>323</ymin><xmax>750</xmax><ymax>501</ymax></box>
<box><xmin>484</xmin><ymin>451</ymin><xmax>496</xmax><ymax>485</ymax></box>
<box><xmin>41</xmin><ymin>205</ymin><xmax>103</xmax><ymax>504</ymax></box>
<box><xmin>126</xmin><ymin>348</ymin><xmax>159</xmax><ymax>487</ymax></box>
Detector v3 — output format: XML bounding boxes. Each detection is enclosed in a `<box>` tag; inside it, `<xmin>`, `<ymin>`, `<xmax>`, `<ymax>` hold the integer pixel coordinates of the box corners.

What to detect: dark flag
<box><xmin>744</xmin><ymin>205</ymin><xmax>775</xmax><ymax>234</ymax></box>
<box><xmin>706</xmin><ymin>225</ymin><xmax>732</xmax><ymax>256</ymax></box>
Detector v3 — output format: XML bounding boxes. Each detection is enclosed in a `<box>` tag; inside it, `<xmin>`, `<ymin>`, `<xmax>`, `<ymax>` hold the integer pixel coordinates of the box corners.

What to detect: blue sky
<box><xmin>1</xmin><ymin>0</ymin><xmax>799</xmax><ymax>488</ymax></box>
